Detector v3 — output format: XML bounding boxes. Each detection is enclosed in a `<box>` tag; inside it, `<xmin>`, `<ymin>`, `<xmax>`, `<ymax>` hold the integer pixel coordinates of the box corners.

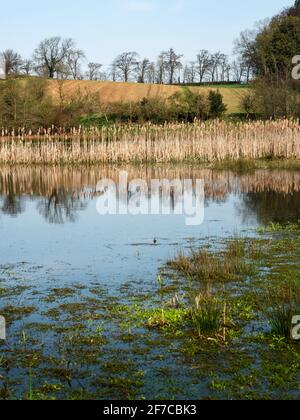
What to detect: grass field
<box><xmin>48</xmin><ymin>80</ymin><xmax>249</xmax><ymax>114</ymax></box>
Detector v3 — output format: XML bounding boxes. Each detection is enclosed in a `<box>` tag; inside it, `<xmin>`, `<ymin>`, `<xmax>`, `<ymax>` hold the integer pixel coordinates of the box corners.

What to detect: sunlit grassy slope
<box><xmin>47</xmin><ymin>80</ymin><xmax>249</xmax><ymax>114</ymax></box>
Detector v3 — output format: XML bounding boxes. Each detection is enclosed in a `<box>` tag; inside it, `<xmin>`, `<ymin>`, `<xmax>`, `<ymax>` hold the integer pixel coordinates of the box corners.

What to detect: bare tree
<box><xmin>162</xmin><ymin>48</ymin><xmax>183</xmax><ymax>84</ymax></box>
<box><xmin>232</xmin><ymin>59</ymin><xmax>246</xmax><ymax>83</ymax></box>
<box><xmin>86</xmin><ymin>63</ymin><xmax>103</xmax><ymax>80</ymax></box>
<box><xmin>183</xmin><ymin>62</ymin><xmax>197</xmax><ymax>84</ymax></box>
<box><xmin>21</xmin><ymin>59</ymin><xmax>34</xmax><ymax>76</ymax></box>
<box><xmin>209</xmin><ymin>52</ymin><xmax>223</xmax><ymax>82</ymax></box>
<box><xmin>196</xmin><ymin>50</ymin><xmax>212</xmax><ymax>83</ymax></box>
<box><xmin>1</xmin><ymin>49</ymin><xmax>22</xmax><ymax>76</ymax></box>
<box><xmin>219</xmin><ymin>54</ymin><xmax>230</xmax><ymax>82</ymax></box>
<box><xmin>234</xmin><ymin>30</ymin><xmax>257</xmax><ymax>82</ymax></box>
<box><xmin>145</xmin><ymin>62</ymin><xmax>156</xmax><ymax>84</ymax></box>
<box><xmin>33</xmin><ymin>37</ymin><xmax>76</xmax><ymax>78</ymax></box>
<box><xmin>110</xmin><ymin>62</ymin><xmax>118</xmax><ymax>82</ymax></box>
<box><xmin>156</xmin><ymin>52</ymin><xmax>167</xmax><ymax>84</ymax></box>
<box><xmin>67</xmin><ymin>49</ymin><xmax>86</xmax><ymax>80</ymax></box>
<box><xmin>136</xmin><ymin>58</ymin><xmax>151</xmax><ymax>83</ymax></box>
<box><xmin>112</xmin><ymin>52</ymin><xmax>139</xmax><ymax>82</ymax></box>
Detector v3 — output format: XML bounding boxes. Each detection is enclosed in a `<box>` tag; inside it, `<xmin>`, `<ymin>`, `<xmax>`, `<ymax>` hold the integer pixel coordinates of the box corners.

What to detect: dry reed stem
<box><xmin>0</xmin><ymin>120</ymin><xmax>299</xmax><ymax>164</ymax></box>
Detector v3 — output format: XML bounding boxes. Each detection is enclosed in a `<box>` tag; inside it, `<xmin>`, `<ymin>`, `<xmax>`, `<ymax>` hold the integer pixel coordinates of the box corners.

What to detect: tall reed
<box><xmin>0</xmin><ymin>119</ymin><xmax>299</xmax><ymax>164</ymax></box>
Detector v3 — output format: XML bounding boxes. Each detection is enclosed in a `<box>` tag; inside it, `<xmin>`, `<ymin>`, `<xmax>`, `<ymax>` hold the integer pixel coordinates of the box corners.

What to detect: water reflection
<box><xmin>37</xmin><ymin>189</ymin><xmax>88</xmax><ymax>224</ymax></box>
<box><xmin>0</xmin><ymin>165</ymin><xmax>300</xmax><ymax>225</ymax></box>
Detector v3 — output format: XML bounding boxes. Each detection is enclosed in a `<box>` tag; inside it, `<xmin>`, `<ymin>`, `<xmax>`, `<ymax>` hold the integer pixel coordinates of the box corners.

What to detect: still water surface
<box><xmin>1</xmin><ymin>165</ymin><xmax>300</xmax><ymax>290</ymax></box>
<box><xmin>1</xmin><ymin>165</ymin><xmax>300</xmax><ymax>399</ymax></box>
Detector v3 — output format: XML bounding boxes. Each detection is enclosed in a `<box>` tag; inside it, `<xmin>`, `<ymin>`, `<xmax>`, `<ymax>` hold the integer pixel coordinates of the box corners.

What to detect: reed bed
<box><xmin>0</xmin><ymin>120</ymin><xmax>299</xmax><ymax>164</ymax></box>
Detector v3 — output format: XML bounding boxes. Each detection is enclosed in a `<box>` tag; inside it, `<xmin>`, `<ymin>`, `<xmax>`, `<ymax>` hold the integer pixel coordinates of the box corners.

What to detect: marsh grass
<box><xmin>192</xmin><ymin>294</ymin><xmax>223</xmax><ymax>336</ymax></box>
<box><xmin>268</xmin><ymin>287</ymin><xmax>300</xmax><ymax>340</ymax></box>
<box><xmin>258</xmin><ymin>221</ymin><xmax>300</xmax><ymax>234</ymax></box>
<box><xmin>167</xmin><ymin>239</ymin><xmax>254</xmax><ymax>284</ymax></box>
<box><xmin>269</xmin><ymin>304</ymin><xmax>294</xmax><ymax>339</ymax></box>
<box><xmin>1</xmin><ymin>119</ymin><xmax>300</xmax><ymax>164</ymax></box>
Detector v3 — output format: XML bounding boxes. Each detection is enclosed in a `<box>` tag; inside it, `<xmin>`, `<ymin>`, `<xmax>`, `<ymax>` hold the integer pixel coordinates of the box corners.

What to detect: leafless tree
<box><xmin>86</xmin><ymin>62</ymin><xmax>103</xmax><ymax>81</ymax></box>
<box><xmin>21</xmin><ymin>59</ymin><xmax>34</xmax><ymax>76</ymax></box>
<box><xmin>183</xmin><ymin>61</ymin><xmax>197</xmax><ymax>83</ymax></box>
<box><xmin>112</xmin><ymin>52</ymin><xmax>139</xmax><ymax>82</ymax></box>
<box><xmin>162</xmin><ymin>48</ymin><xmax>183</xmax><ymax>84</ymax></box>
<box><xmin>33</xmin><ymin>37</ymin><xmax>76</xmax><ymax>78</ymax></box>
<box><xmin>196</xmin><ymin>50</ymin><xmax>212</xmax><ymax>83</ymax></box>
<box><xmin>136</xmin><ymin>58</ymin><xmax>151</xmax><ymax>83</ymax></box>
<box><xmin>145</xmin><ymin>62</ymin><xmax>156</xmax><ymax>84</ymax></box>
<box><xmin>109</xmin><ymin>62</ymin><xmax>118</xmax><ymax>82</ymax></box>
<box><xmin>219</xmin><ymin>54</ymin><xmax>230</xmax><ymax>82</ymax></box>
<box><xmin>209</xmin><ymin>52</ymin><xmax>223</xmax><ymax>82</ymax></box>
<box><xmin>156</xmin><ymin>52</ymin><xmax>167</xmax><ymax>84</ymax></box>
<box><xmin>67</xmin><ymin>49</ymin><xmax>86</xmax><ymax>79</ymax></box>
<box><xmin>232</xmin><ymin>59</ymin><xmax>246</xmax><ymax>82</ymax></box>
<box><xmin>234</xmin><ymin>29</ymin><xmax>257</xmax><ymax>82</ymax></box>
<box><xmin>1</xmin><ymin>49</ymin><xmax>22</xmax><ymax>76</ymax></box>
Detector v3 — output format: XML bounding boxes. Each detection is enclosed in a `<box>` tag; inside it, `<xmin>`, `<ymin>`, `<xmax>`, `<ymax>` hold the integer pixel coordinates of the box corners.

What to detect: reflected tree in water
<box><xmin>0</xmin><ymin>175</ymin><xmax>25</xmax><ymax>217</ymax></box>
<box><xmin>1</xmin><ymin>194</ymin><xmax>25</xmax><ymax>217</ymax></box>
<box><xmin>240</xmin><ymin>191</ymin><xmax>300</xmax><ymax>225</ymax></box>
<box><xmin>37</xmin><ymin>188</ymin><xmax>88</xmax><ymax>224</ymax></box>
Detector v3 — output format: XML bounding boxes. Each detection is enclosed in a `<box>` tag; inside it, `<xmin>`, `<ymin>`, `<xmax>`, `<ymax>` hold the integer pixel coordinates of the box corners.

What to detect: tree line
<box><xmin>0</xmin><ymin>38</ymin><xmax>252</xmax><ymax>85</ymax></box>
<box><xmin>1</xmin><ymin>1</ymin><xmax>299</xmax><ymax>88</ymax></box>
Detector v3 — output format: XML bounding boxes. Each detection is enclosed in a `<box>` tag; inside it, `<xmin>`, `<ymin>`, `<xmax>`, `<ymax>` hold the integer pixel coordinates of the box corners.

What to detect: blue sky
<box><xmin>1</xmin><ymin>0</ymin><xmax>292</xmax><ymax>66</ymax></box>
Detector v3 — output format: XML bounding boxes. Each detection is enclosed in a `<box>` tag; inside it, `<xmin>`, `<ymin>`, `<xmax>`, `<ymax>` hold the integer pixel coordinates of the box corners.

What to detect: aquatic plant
<box><xmin>269</xmin><ymin>304</ymin><xmax>294</xmax><ymax>339</ymax></box>
<box><xmin>268</xmin><ymin>287</ymin><xmax>300</xmax><ymax>339</ymax></box>
<box><xmin>167</xmin><ymin>239</ymin><xmax>253</xmax><ymax>284</ymax></box>
<box><xmin>258</xmin><ymin>221</ymin><xmax>300</xmax><ymax>234</ymax></box>
<box><xmin>192</xmin><ymin>294</ymin><xmax>223</xmax><ymax>337</ymax></box>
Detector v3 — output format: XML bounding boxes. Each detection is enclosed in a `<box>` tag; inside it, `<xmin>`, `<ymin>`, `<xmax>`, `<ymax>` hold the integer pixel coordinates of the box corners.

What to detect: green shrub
<box><xmin>208</xmin><ymin>90</ymin><xmax>227</xmax><ymax>118</ymax></box>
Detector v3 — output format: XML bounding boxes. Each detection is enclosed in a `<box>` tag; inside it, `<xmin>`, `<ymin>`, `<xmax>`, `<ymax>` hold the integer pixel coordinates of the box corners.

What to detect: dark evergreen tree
<box><xmin>208</xmin><ymin>90</ymin><xmax>227</xmax><ymax>118</ymax></box>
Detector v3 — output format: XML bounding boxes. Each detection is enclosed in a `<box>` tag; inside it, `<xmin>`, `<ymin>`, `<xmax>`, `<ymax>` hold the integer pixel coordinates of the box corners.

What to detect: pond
<box><xmin>0</xmin><ymin>165</ymin><xmax>300</xmax><ymax>400</ymax></box>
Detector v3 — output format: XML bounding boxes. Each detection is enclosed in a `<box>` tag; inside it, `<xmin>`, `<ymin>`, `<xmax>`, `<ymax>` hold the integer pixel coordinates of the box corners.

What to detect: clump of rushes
<box><xmin>167</xmin><ymin>239</ymin><xmax>253</xmax><ymax>284</ymax></box>
<box><xmin>268</xmin><ymin>287</ymin><xmax>300</xmax><ymax>340</ymax></box>
<box><xmin>192</xmin><ymin>294</ymin><xmax>223</xmax><ymax>337</ymax></box>
<box><xmin>269</xmin><ymin>304</ymin><xmax>294</xmax><ymax>339</ymax></box>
